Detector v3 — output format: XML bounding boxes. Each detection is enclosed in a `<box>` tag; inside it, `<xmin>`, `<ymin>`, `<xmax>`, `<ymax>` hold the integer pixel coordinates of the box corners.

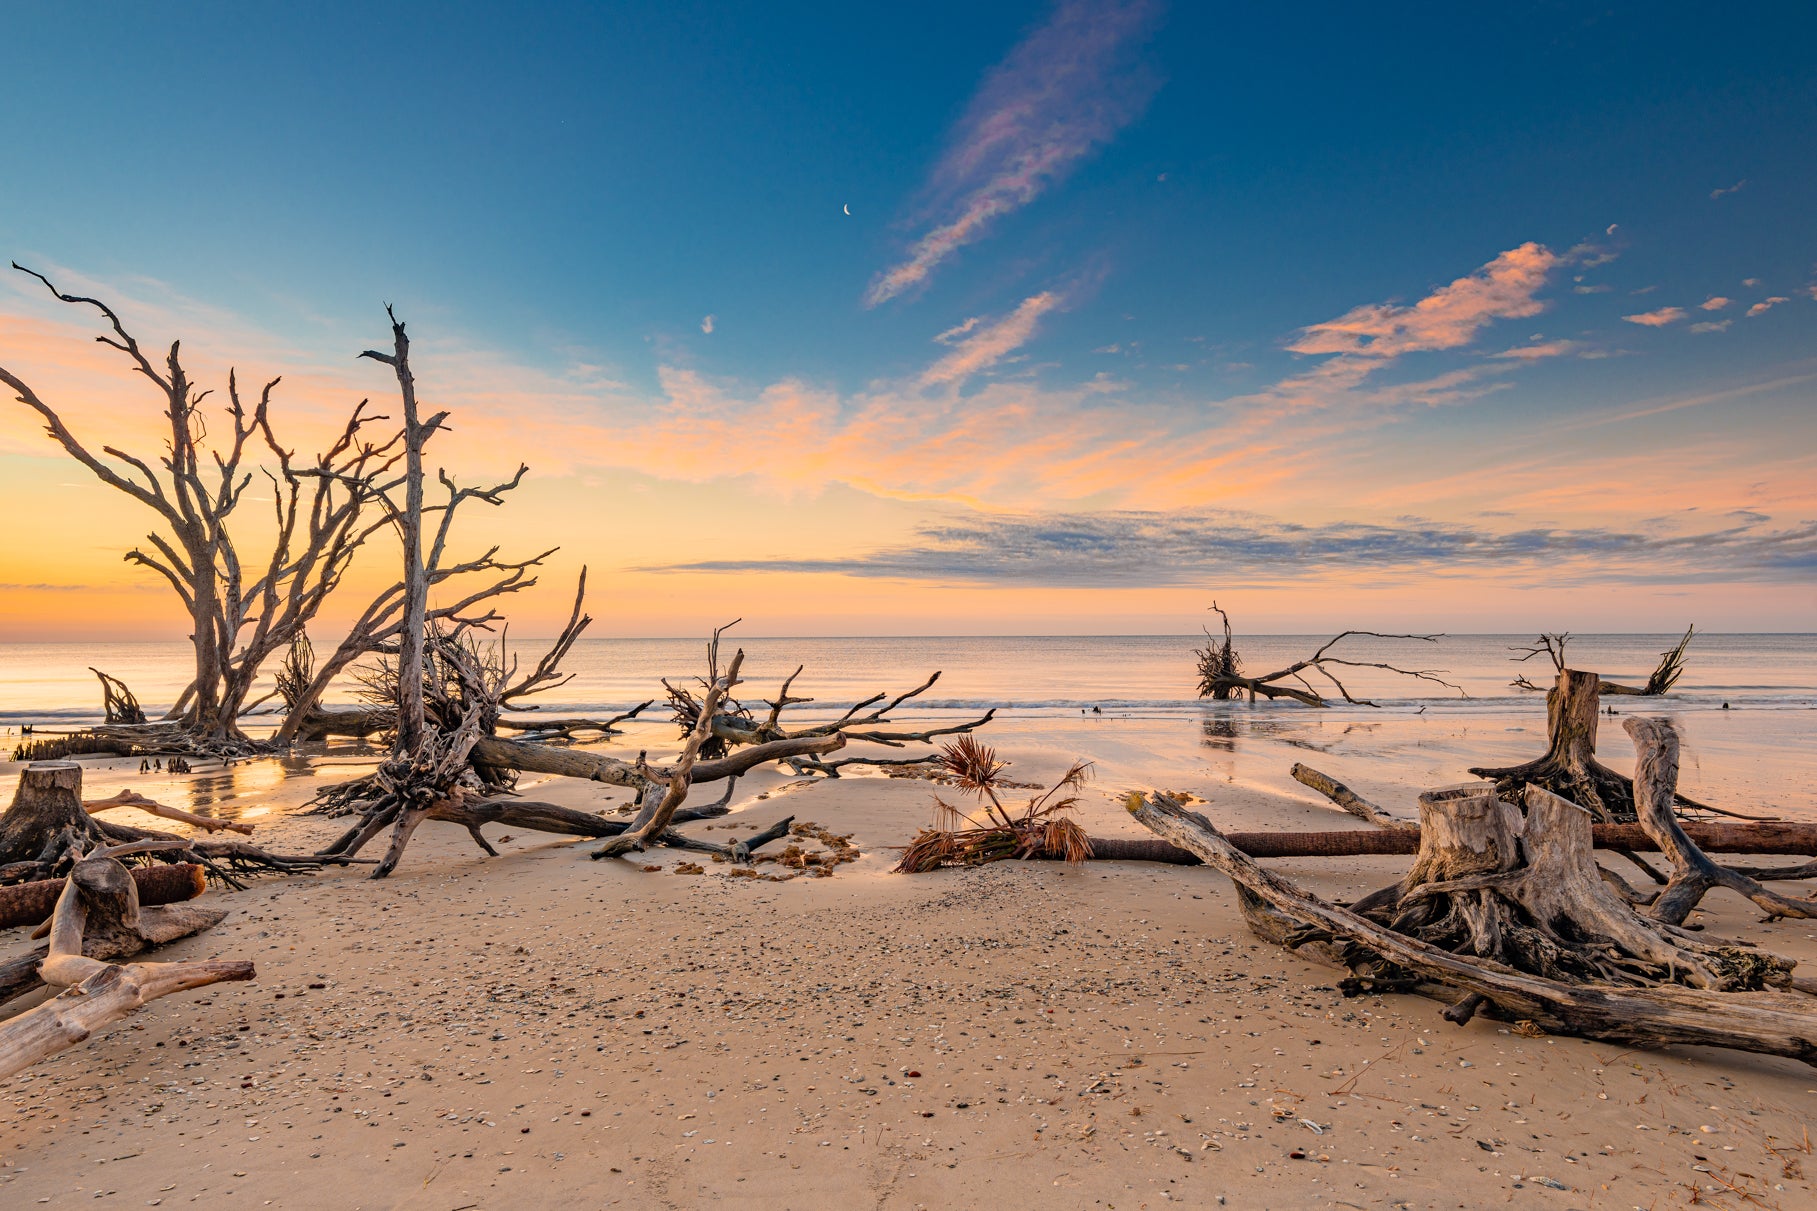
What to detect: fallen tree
<box><xmin>893</xmin><ymin>737</ymin><xmax>1092</xmax><ymax>873</ymax></box>
<box><xmin>1014</xmin><ymin>818</ymin><xmax>1817</xmax><ymax>866</ymax></box>
<box><xmin>1195</xmin><ymin>603</ymin><xmax>1464</xmax><ymax>707</ymax></box>
<box><xmin>1621</xmin><ymin>716</ymin><xmax>1817</xmax><ymax>922</ymax></box>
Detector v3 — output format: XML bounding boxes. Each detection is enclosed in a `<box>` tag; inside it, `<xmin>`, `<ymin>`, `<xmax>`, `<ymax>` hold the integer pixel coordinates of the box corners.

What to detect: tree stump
<box><xmin>1130</xmin><ymin>792</ymin><xmax>1817</xmax><ymax>1064</ymax></box>
<box><xmin>1469</xmin><ymin>669</ymin><xmax>1639</xmax><ymax>820</ymax></box>
<box><xmin>0</xmin><ymin>762</ymin><xmax>110</xmax><ymax>873</ymax></box>
<box><xmin>1339</xmin><ymin>781</ymin><xmax>1788</xmax><ymax>1003</ymax></box>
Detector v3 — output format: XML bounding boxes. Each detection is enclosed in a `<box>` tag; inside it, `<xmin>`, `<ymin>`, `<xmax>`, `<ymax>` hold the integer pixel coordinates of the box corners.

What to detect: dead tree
<box><xmin>663</xmin><ymin>622</ymin><xmax>995</xmax><ymax>769</ymax></box>
<box><xmin>1509</xmin><ymin>628</ymin><xmax>1694</xmax><ymax>696</ymax></box>
<box><xmin>1194</xmin><ymin>604</ymin><xmax>1463</xmax><ymax>707</ymax></box>
<box><xmin>89</xmin><ymin>669</ymin><xmax>147</xmax><ymax>725</ymax></box>
<box><xmin>1467</xmin><ymin>667</ymin><xmax>1729</xmax><ymax>823</ymax></box>
<box><xmin>270</xmin><ymin>468</ymin><xmax>556</xmax><ymax>746</ymax></box>
<box><xmin>0</xmin><ymin>841</ymin><xmax>252</xmax><ymax>1078</ymax></box>
<box><xmin>893</xmin><ymin>737</ymin><xmax>1093</xmax><ymax>872</ymax></box>
<box><xmin>1</xmin><ymin>265</ymin><xmax>406</xmax><ymax>751</ymax></box>
<box><xmin>1128</xmin><ymin>785</ymin><xmax>1817</xmax><ymax>1064</ymax></box>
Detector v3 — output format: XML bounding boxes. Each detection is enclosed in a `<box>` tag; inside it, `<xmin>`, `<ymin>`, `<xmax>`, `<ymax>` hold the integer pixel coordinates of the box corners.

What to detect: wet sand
<box><xmin>1</xmin><ymin>711</ymin><xmax>1815</xmax><ymax>1209</ymax></box>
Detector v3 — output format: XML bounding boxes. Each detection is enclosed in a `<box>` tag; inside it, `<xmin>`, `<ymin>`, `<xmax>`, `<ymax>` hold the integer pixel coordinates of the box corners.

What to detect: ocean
<box><xmin>3</xmin><ymin>632</ymin><xmax>1813</xmax><ymax>728</ymax></box>
<box><xmin>4</xmin><ymin>633</ymin><xmax>1813</xmax><ymax>821</ymax></box>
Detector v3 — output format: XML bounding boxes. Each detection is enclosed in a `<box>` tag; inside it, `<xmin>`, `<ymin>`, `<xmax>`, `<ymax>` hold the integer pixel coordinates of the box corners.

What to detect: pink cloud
<box><xmin>919</xmin><ymin>292</ymin><xmax>1064</xmax><ymax>386</ymax></box>
<box><xmin>1747</xmin><ymin>296</ymin><xmax>1789</xmax><ymax>317</ymax></box>
<box><xmin>1286</xmin><ymin>243</ymin><xmax>1560</xmax><ymax>359</ymax></box>
<box><xmin>1689</xmin><ymin>320</ymin><xmax>1731</xmax><ymax>333</ymax></box>
<box><xmin>864</xmin><ymin>0</ymin><xmax>1160</xmax><ymax>306</ymax></box>
<box><xmin>1701</xmin><ymin>296</ymin><xmax>1731</xmax><ymax>311</ymax></box>
<box><xmin>1492</xmin><ymin>339</ymin><xmax>1587</xmax><ymax>360</ymax></box>
<box><xmin>1622</xmin><ymin>306</ymin><xmax>1686</xmax><ymax>327</ymax></box>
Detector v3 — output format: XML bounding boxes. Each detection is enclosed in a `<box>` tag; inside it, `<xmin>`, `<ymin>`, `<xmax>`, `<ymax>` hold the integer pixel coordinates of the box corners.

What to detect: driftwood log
<box><xmin>0</xmin><ymin>863</ymin><xmax>204</xmax><ymax>931</ymax></box>
<box><xmin>1024</xmin><ymin>819</ymin><xmax>1817</xmax><ymax>865</ymax></box>
<box><xmin>84</xmin><ymin>790</ymin><xmax>254</xmax><ymax>836</ymax></box>
<box><xmin>1289</xmin><ymin>763</ymin><xmax>1415</xmax><ymax>829</ymax></box>
<box><xmin>1128</xmin><ymin>792</ymin><xmax>1817</xmax><ymax>1063</ymax></box>
<box><xmin>0</xmin><ymin>843</ymin><xmax>251</xmax><ymax>1076</ymax></box>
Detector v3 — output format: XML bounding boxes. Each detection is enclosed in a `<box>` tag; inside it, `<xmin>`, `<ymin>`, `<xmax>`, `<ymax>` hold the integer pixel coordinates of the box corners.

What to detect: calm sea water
<box><xmin>1</xmin><ymin>633</ymin><xmax>1812</xmax><ymax>728</ymax></box>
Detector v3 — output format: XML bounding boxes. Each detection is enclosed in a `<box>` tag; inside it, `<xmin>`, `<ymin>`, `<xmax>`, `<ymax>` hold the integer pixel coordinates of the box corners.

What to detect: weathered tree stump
<box><xmin>1130</xmin><ymin>792</ymin><xmax>1817</xmax><ymax>1064</ymax></box>
<box><xmin>1470</xmin><ymin>669</ymin><xmax>1641</xmax><ymax>820</ymax></box>
<box><xmin>0</xmin><ymin>762</ymin><xmax>112</xmax><ymax>874</ymax></box>
<box><xmin>0</xmin><ymin>845</ymin><xmax>249</xmax><ymax>1076</ymax></box>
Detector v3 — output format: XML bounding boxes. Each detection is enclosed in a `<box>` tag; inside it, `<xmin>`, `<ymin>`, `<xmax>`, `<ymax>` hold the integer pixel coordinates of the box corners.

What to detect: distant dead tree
<box><xmin>1195</xmin><ymin>603</ymin><xmax>1464</xmax><ymax>707</ymax></box>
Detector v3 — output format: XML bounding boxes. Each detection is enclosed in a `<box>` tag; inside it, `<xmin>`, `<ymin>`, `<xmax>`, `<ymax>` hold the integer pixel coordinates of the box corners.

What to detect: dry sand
<box><xmin>1</xmin><ymin>724</ymin><xmax>1815</xmax><ymax>1210</ymax></box>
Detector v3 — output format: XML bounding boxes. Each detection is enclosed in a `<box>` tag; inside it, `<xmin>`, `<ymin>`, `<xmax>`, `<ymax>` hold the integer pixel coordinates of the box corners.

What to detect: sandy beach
<box><xmin>3</xmin><ymin>712</ymin><xmax>1814</xmax><ymax>1210</ymax></box>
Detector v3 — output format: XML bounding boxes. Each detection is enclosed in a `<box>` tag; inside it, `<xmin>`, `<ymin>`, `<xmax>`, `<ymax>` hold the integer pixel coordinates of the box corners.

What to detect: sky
<box><xmin>0</xmin><ymin>1</ymin><xmax>1813</xmax><ymax>639</ymax></box>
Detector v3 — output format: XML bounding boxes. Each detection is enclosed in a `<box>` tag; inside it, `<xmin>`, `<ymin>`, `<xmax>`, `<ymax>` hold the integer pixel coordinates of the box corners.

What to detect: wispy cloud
<box><xmin>650</xmin><ymin>507</ymin><xmax>1817</xmax><ymax>589</ymax></box>
<box><xmin>1491</xmin><ymin>339</ymin><xmax>1588</xmax><ymax>360</ymax></box>
<box><xmin>920</xmin><ymin>291</ymin><xmax>1064</xmax><ymax>385</ymax></box>
<box><xmin>1710</xmin><ymin>179</ymin><xmax>1748</xmax><ymax>200</ymax></box>
<box><xmin>1747</xmin><ymin>296</ymin><xmax>1790</xmax><ymax>317</ymax></box>
<box><xmin>1623</xmin><ymin>306</ymin><xmax>1686</xmax><ymax>327</ymax></box>
<box><xmin>700</xmin><ymin>314</ymin><xmax>716</xmax><ymax>334</ymax></box>
<box><xmin>1286</xmin><ymin>243</ymin><xmax>1560</xmax><ymax>359</ymax></box>
<box><xmin>1689</xmin><ymin>319</ymin><xmax>1732</xmax><ymax>333</ymax></box>
<box><xmin>863</xmin><ymin>0</ymin><xmax>1161</xmax><ymax>306</ymax></box>
<box><xmin>1701</xmin><ymin>296</ymin><xmax>1731</xmax><ymax>311</ymax></box>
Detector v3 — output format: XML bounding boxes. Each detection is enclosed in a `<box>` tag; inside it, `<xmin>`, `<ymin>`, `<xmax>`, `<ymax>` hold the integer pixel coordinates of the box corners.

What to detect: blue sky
<box><xmin>1</xmin><ymin>2</ymin><xmax>1813</xmax><ymax>635</ymax></box>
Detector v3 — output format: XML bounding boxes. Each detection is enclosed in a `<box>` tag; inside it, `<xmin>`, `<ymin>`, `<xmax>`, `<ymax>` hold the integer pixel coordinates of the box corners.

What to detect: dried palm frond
<box><xmin>894</xmin><ymin>741</ymin><xmax>1095</xmax><ymax>873</ymax></box>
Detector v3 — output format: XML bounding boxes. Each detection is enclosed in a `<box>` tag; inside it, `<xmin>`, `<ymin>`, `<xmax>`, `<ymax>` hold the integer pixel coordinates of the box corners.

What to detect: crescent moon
<box><xmin>843</xmin><ymin>203</ymin><xmax>851</xmax><ymax>216</ymax></box>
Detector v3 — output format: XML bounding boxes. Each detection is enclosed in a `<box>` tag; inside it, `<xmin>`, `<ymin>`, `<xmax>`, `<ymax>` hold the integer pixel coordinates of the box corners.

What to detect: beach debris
<box><xmin>1126</xmin><ymin>719</ymin><xmax>1817</xmax><ymax>1064</ymax></box>
<box><xmin>1016</xmin><ymin>815</ymin><xmax>1817</xmax><ymax>867</ymax></box>
<box><xmin>893</xmin><ymin>738</ymin><xmax>1093</xmax><ymax>873</ymax></box>
<box><xmin>0</xmin><ymin>840</ymin><xmax>251</xmax><ymax>1077</ymax></box>
<box><xmin>82</xmin><ymin>789</ymin><xmax>253</xmax><ymax>836</ymax></box>
<box><xmin>1194</xmin><ymin>602</ymin><xmax>1464</xmax><ymax>707</ymax></box>
<box><xmin>1289</xmin><ymin>763</ymin><xmax>1415</xmax><ymax>830</ymax></box>
<box><xmin>1616</xmin><ymin>717</ymin><xmax>1816</xmax><ymax>923</ymax></box>
<box><xmin>0</xmin><ymin>862</ymin><xmax>205</xmax><ymax>933</ymax></box>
